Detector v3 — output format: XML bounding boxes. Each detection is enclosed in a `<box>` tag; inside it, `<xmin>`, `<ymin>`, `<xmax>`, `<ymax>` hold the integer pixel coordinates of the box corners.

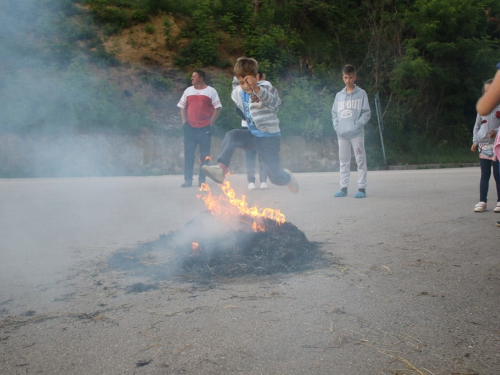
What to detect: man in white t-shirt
<box><xmin>177</xmin><ymin>70</ymin><xmax>221</xmax><ymax>187</ymax></box>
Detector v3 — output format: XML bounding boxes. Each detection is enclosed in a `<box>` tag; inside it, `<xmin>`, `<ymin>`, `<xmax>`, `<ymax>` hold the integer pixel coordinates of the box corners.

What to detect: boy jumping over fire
<box><xmin>202</xmin><ymin>57</ymin><xmax>299</xmax><ymax>193</ymax></box>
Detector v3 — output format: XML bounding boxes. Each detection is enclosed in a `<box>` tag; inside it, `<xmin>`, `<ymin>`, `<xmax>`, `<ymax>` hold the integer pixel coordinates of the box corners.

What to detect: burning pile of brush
<box><xmin>108</xmin><ymin>181</ymin><xmax>324</xmax><ymax>280</ymax></box>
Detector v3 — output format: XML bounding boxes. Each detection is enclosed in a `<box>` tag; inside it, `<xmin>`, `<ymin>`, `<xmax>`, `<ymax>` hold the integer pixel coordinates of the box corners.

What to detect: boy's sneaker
<box><xmin>494</xmin><ymin>202</ymin><xmax>500</xmax><ymax>213</ymax></box>
<box><xmin>496</xmin><ymin>221</ymin><xmax>500</xmax><ymax>227</ymax></box>
<box><xmin>474</xmin><ymin>202</ymin><xmax>487</xmax><ymax>212</ymax></box>
<box><xmin>260</xmin><ymin>182</ymin><xmax>268</xmax><ymax>190</ymax></box>
<box><xmin>248</xmin><ymin>182</ymin><xmax>256</xmax><ymax>191</ymax></box>
<box><xmin>201</xmin><ymin>165</ymin><xmax>226</xmax><ymax>184</ymax></box>
<box><xmin>333</xmin><ymin>190</ymin><xmax>347</xmax><ymax>197</ymax></box>
<box><xmin>284</xmin><ymin>169</ymin><xmax>299</xmax><ymax>193</ymax></box>
<box><xmin>354</xmin><ymin>191</ymin><xmax>366</xmax><ymax>198</ymax></box>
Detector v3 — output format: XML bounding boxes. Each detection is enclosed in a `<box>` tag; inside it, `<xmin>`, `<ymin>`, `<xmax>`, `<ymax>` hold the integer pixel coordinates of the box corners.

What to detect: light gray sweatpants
<box><xmin>338</xmin><ymin>135</ymin><xmax>367</xmax><ymax>189</ymax></box>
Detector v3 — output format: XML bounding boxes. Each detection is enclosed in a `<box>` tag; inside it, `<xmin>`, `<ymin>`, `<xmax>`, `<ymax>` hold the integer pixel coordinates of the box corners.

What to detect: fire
<box><xmin>191</xmin><ymin>242</ymin><xmax>200</xmax><ymax>257</ymax></box>
<box><xmin>197</xmin><ymin>181</ymin><xmax>285</xmax><ymax>232</ymax></box>
<box><xmin>200</xmin><ymin>156</ymin><xmax>212</xmax><ymax>164</ymax></box>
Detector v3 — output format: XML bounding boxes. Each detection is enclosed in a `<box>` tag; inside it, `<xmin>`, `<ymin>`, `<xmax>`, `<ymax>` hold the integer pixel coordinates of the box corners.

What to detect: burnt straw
<box><xmin>108</xmin><ymin>214</ymin><xmax>325</xmax><ymax>280</ymax></box>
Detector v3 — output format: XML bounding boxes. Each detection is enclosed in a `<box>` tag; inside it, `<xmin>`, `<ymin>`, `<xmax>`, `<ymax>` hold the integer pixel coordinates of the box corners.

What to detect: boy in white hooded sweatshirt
<box><xmin>332</xmin><ymin>65</ymin><xmax>371</xmax><ymax>198</ymax></box>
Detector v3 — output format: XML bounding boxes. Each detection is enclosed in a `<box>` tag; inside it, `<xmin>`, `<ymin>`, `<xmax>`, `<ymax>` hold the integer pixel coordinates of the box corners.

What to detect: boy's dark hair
<box><xmin>194</xmin><ymin>70</ymin><xmax>206</xmax><ymax>80</ymax></box>
<box><xmin>483</xmin><ymin>78</ymin><xmax>493</xmax><ymax>94</ymax></box>
<box><xmin>234</xmin><ymin>57</ymin><xmax>258</xmax><ymax>77</ymax></box>
<box><xmin>342</xmin><ymin>64</ymin><xmax>356</xmax><ymax>75</ymax></box>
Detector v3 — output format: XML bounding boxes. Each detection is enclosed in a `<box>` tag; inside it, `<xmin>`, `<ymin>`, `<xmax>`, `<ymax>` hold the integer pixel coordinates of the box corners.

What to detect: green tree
<box><xmin>390</xmin><ymin>0</ymin><xmax>500</xmax><ymax>143</ymax></box>
<box><xmin>174</xmin><ymin>0</ymin><xmax>222</xmax><ymax>67</ymax></box>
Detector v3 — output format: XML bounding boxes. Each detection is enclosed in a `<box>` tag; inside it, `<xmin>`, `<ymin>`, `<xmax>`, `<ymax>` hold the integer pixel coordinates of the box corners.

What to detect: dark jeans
<box><xmin>245</xmin><ymin>149</ymin><xmax>267</xmax><ymax>183</ymax></box>
<box><xmin>218</xmin><ymin>129</ymin><xmax>290</xmax><ymax>186</ymax></box>
<box><xmin>183</xmin><ymin>124</ymin><xmax>211</xmax><ymax>183</ymax></box>
<box><xmin>479</xmin><ymin>158</ymin><xmax>500</xmax><ymax>202</ymax></box>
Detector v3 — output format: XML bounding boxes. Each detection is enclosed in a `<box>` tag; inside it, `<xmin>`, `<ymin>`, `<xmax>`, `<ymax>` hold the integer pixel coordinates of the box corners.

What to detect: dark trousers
<box><xmin>245</xmin><ymin>149</ymin><xmax>267</xmax><ymax>183</ymax></box>
<box><xmin>183</xmin><ymin>124</ymin><xmax>211</xmax><ymax>183</ymax></box>
<box><xmin>479</xmin><ymin>158</ymin><xmax>500</xmax><ymax>202</ymax></box>
<box><xmin>218</xmin><ymin>129</ymin><xmax>290</xmax><ymax>186</ymax></box>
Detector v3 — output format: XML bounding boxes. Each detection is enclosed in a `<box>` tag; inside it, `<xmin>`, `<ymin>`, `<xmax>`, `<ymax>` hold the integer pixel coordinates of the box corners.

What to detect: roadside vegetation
<box><xmin>1</xmin><ymin>0</ymin><xmax>500</xmax><ymax>166</ymax></box>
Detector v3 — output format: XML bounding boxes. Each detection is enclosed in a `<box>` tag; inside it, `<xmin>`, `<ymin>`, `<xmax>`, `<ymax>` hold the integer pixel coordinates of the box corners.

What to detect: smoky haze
<box><xmin>0</xmin><ymin>1</ymin><xmax>203</xmax><ymax>307</ymax></box>
<box><xmin>0</xmin><ymin>0</ymin><xmax>160</xmax><ymax>178</ymax></box>
<box><xmin>0</xmin><ymin>1</ymin><xmax>333</xmax><ymax>179</ymax></box>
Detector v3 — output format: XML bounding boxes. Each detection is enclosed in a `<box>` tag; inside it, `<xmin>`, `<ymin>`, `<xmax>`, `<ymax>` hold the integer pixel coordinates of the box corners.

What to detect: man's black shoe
<box><xmin>181</xmin><ymin>181</ymin><xmax>192</xmax><ymax>188</ymax></box>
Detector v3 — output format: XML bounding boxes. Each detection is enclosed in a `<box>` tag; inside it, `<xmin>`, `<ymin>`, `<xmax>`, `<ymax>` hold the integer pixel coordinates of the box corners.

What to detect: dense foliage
<box><xmin>1</xmin><ymin>0</ymin><xmax>500</xmax><ymax>165</ymax></box>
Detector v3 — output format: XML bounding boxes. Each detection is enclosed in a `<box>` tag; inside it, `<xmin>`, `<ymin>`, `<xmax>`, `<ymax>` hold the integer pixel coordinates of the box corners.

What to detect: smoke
<box><xmin>0</xmin><ymin>2</ymin><xmax>191</xmax><ymax>316</ymax></box>
<box><xmin>106</xmin><ymin>210</ymin><xmax>252</xmax><ymax>280</ymax></box>
<box><xmin>0</xmin><ymin>1</ymin><xmax>40</xmax><ymax>71</ymax></box>
<box><xmin>171</xmin><ymin>212</ymin><xmax>245</xmax><ymax>247</ymax></box>
<box><xmin>0</xmin><ymin>0</ymin><xmax>159</xmax><ymax>178</ymax></box>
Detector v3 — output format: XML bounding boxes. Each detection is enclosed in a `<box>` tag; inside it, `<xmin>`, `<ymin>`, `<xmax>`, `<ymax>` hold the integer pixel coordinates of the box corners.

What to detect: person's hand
<box><xmin>244</xmin><ymin>75</ymin><xmax>259</xmax><ymax>92</ymax></box>
<box><xmin>471</xmin><ymin>143</ymin><xmax>478</xmax><ymax>152</ymax></box>
<box><xmin>489</xmin><ymin>129</ymin><xmax>497</xmax><ymax>139</ymax></box>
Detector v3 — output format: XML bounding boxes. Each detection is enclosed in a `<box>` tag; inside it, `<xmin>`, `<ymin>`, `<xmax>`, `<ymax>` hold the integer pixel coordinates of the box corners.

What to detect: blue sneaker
<box><xmin>333</xmin><ymin>190</ymin><xmax>347</xmax><ymax>197</ymax></box>
<box><xmin>354</xmin><ymin>191</ymin><xmax>366</xmax><ymax>198</ymax></box>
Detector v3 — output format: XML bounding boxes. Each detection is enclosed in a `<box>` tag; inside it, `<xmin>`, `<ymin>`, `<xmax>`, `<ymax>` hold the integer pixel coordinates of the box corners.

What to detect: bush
<box><xmin>163</xmin><ymin>15</ymin><xmax>173</xmax><ymax>48</ymax></box>
<box><xmin>302</xmin><ymin>118</ymin><xmax>323</xmax><ymax>139</ymax></box>
<box><xmin>147</xmin><ymin>74</ymin><xmax>174</xmax><ymax>92</ymax></box>
<box><xmin>150</xmin><ymin>0</ymin><xmax>200</xmax><ymax>15</ymax></box>
<box><xmin>0</xmin><ymin>62</ymin><xmax>157</xmax><ymax>135</ymax></box>
<box><xmin>90</xmin><ymin>45</ymin><xmax>120</xmax><ymax>67</ymax></box>
<box><xmin>209</xmin><ymin>74</ymin><xmax>240</xmax><ymax>131</ymax></box>
<box><xmin>278</xmin><ymin>77</ymin><xmax>333</xmax><ymax>137</ymax></box>
<box><xmin>89</xmin><ymin>4</ymin><xmax>131</xmax><ymax>30</ymax></box>
<box><xmin>132</xmin><ymin>8</ymin><xmax>150</xmax><ymax>23</ymax></box>
<box><xmin>175</xmin><ymin>36</ymin><xmax>219</xmax><ymax>67</ymax></box>
<box><xmin>173</xmin><ymin>0</ymin><xmax>229</xmax><ymax>67</ymax></box>
<box><xmin>144</xmin><ymin>23</ymin><xmax>155</xmax><ymax>34</ymax></box>
<box><xmin>102</xmin><ymin>23</ymin><xmax>122</xmax><ymax>36</ymax></box>
<box><xmin>163</xmin><ymin>15</ymin><xmax>172</xmax><ymax>33</ymax></box>
<box><xmin>75</xmin><ymin>24</ymin><xmax>98</xmax><ymax>41</ymax></box>
<box><xmin>219</xmin><ymin>12</ymin><xmax>236</xmax><ymax>34</ymax></box>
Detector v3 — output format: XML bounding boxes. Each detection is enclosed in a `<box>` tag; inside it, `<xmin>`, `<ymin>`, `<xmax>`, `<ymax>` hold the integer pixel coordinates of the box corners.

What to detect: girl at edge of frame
<box><xmin>471</xmin><ymin>79</ymin><xmax>500</xmax><ymax>213</ymax></box>
<box><xmin>476</xmin><ymin>63</ymin><xmax>500</xmax><ymax>227</ymax></box>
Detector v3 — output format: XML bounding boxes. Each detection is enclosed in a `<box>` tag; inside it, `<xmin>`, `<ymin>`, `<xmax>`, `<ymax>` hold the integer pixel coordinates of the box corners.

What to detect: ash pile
<box><xmin>108</xmin><ymin>212</ymin><xmax>324</xmax><ymax>280</ymax></box>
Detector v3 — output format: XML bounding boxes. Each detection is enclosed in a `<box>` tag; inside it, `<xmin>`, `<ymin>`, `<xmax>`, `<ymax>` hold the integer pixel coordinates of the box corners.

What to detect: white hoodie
<box><xmin>332</xmin><ymin>85</ymin><xmax>371</xmax><ymax>139</ymax></box>
<box><xmin>472</xmin><ymin>104</ymin><xmax>500</xmax><ymax>146</ymax></box>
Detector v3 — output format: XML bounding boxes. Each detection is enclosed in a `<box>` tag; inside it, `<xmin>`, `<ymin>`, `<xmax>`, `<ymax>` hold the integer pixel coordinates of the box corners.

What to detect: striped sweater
<box><xmin>231</xmin><ymin>79</ymin><xmax>281</xmax><ymax>134</ymax></box>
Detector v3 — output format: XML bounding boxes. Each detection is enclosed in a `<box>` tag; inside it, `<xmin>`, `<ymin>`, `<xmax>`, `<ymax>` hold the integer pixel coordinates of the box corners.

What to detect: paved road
<box><xmin>0</xmin><ymin>169</ymin><xmax>499</xmax><ymax>374</ymax></box>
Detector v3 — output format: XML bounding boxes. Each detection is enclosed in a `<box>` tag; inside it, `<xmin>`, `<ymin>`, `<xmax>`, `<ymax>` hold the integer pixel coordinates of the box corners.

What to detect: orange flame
<box><xmin>191</xmin><ymin>242</ymin><xmax>200</xmax><ymax>256</ymax></box>
<box><xmin>199</xmin><ymin>156</ymin><xmax>212</xmax><ymax>164</ymax></box>
<box><xmin>197</xmin><ymin>181</ymin><xmax>285</xmax><ymax>232</ymax></box>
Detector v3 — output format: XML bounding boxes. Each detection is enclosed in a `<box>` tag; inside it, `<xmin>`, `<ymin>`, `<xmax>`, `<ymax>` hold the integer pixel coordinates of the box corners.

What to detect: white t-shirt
<box><xmin>177</xmin><ymin>86</ymin><xmax>221</xmax><ymax>128</ymax></box>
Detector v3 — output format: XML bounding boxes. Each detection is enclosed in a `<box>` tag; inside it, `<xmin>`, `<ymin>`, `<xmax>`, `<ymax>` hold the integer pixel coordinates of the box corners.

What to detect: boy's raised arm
<box><xmin>255</xmin><ymin>85</ymin><xmax>281</xmax><ymax>108</ymax></box>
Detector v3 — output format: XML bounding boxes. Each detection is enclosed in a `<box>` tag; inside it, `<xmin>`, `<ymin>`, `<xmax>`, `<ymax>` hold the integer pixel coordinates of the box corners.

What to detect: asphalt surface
<box><xmin>1</xmin><ymin>168</ymin><xmax>499</xmax><ymax>374</ymax></box>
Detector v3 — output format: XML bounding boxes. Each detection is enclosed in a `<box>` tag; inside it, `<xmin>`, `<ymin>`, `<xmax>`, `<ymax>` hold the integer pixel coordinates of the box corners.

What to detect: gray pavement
<box><xmin>0</xmin><ymin>168</ymin><xmax>499</xmax><ymax>374</ymax></box>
